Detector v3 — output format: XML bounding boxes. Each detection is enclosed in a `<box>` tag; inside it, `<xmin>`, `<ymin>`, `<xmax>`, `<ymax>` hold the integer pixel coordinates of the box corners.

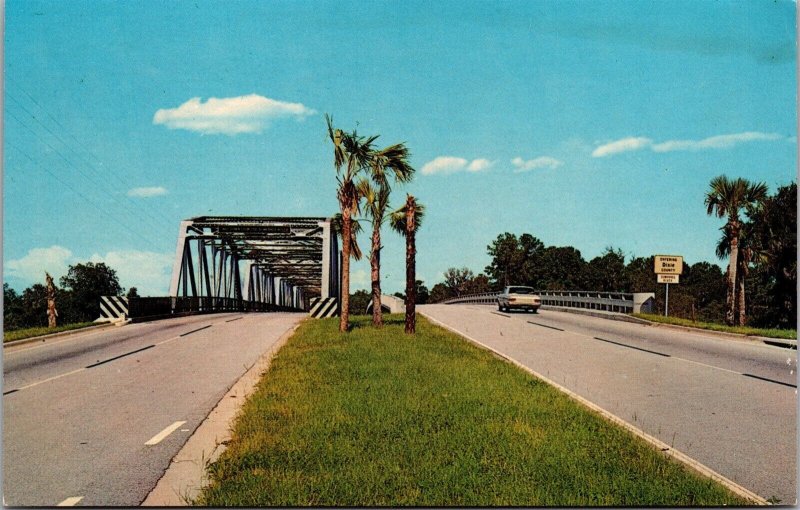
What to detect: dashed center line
<box><xmin>85</xmin><ymin>345</ymin><xmax>155</xmax><ymax>368</ymax></box>
<box><xmin>491</xmin><ymin>312</ymin><xmax>510</xmax><ymax>318</ymax></box>
<box><xmin>145</xmin><ymin>421</ymin><xmax>187</xmax><ymax>445</ymax></box>
<box><xmin>180</xmin><ymin>325</ymin><xmax>212</xmax><ymax>337</ymax></box>
<box><xmin>528</xmin><ymin>321</ymin><xmax>564</xmax><ymax>331</ymax></box>
<box><xmin>593</xmin><ymin>336</ymin><xmax>671</xmax><ymax>357</ymax></box>
<box><xmin>57</xmin><ymin>496</ymin><xmax>83</xmax><ymax>506</ymax></box>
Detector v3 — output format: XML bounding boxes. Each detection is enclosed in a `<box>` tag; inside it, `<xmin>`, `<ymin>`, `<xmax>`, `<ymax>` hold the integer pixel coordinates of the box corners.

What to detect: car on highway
<box><xmin>497</xmin><ymin>286</ymin><xmax>541</xmax><ymax>313</ymax></box>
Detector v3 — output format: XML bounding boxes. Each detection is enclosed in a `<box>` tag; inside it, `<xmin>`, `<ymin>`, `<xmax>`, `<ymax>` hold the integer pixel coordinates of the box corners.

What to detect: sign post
<box><xmin>654</xmin><ymin>255</ymin><xmax>683</xmax><ymax>317</ymax></box>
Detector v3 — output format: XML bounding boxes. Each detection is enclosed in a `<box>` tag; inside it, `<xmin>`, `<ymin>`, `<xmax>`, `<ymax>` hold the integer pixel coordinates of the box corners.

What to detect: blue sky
<box><xmin>3</xmin><ymin>0</ymin><xmax>797</xmax><ymax>296</ymax></box>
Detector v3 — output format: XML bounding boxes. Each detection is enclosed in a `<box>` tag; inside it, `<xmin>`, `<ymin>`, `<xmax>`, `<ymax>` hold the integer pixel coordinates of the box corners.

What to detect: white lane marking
<box><xmin>145</xmin><ymin>421</ymin><xmax>187</xmax><ymax>445</ymax></box>
<box><xmin>18</xmin><ymin>368</ymin><xmax>87</xmax><ymax>390</ymax></box>
<box><xmin>671</xmin><ymin>356</ymin><xmax>743</xmax><ymax>375</ymax></box>
<box><xmin>155</xmin><ymin>335</ymin><xmax>182</xmax><ymax>346</ymax></box>
<box><xmin>57</xmin><ymin>496</ymin><xmax>83</xmax><ymax>506</ymax></box>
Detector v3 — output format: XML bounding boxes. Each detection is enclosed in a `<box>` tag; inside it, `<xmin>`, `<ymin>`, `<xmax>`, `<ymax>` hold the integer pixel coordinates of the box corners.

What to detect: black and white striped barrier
<box><xmin>97</xmin><ymin>296</ymin><xmax>129</xmax><ymax>322</ymax></box>
<box><xmin>309</xmin><ymin>297</ymin><xmax>338</xmax><ymax>318</ymax></box>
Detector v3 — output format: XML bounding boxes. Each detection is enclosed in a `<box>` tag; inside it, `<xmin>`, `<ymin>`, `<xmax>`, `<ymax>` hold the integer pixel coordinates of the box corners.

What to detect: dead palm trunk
<box><xmin>404</xmin><ymin>198</ymin><xmax>417</xmax><ymax>334</ymax></box>
<box><xmin>45</xmin><ymin>272</ymin><xmax>57</xmax><ymax>328</ymax></box>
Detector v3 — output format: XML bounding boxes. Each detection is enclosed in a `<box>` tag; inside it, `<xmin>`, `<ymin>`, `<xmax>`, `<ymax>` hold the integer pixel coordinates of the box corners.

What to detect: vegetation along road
<box><xmin>421</xmin><ymin>304</ymin><xmax>796</xmax><ymax>504</ymax></box>
<box><xmin>2</xmin><ymin>312</ymin><xmax>304</xmax><ymax>507</ymax></box>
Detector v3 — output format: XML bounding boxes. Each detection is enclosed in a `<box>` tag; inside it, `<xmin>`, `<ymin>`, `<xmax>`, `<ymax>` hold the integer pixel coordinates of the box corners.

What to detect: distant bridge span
<box><xmin>169</xmin><ymin>216</ymin><xmax>341</xmax><ymax>315</ymax></box>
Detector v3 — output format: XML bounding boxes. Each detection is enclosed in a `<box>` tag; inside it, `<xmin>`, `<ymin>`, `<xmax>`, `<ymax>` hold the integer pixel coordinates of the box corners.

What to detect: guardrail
<box><xmin>127</xmin><ymin>297</ymin><xmax>301</xmax><ymax>320</ymax></box>
<box><xmin>440</xmin><ymin>290</ymin><xmax>655</xmax><ymax>314</ymax></box>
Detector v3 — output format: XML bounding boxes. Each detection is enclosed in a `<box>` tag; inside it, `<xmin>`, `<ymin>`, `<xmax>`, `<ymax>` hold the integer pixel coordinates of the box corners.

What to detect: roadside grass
<box><xmin>3</xmin><ymin>322</ymin><xmax>98</xmax><ymax>343</ymax></box>
<box><xmin>196</xmin><ymin>314</ymin><xmax>750</xmax><ymax>506</ymax></box>
<box><xmin>633</xmin><ymin>313</ymin><xmax>796</xmax><ymax>340</ymax></box>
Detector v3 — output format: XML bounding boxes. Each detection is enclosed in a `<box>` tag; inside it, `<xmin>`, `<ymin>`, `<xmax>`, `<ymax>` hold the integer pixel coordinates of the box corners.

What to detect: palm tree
<box><xmin>390</xmin><ymin>194</ymin><xmax>425</xmax><ymax>334</ymax></box>
<box><xmin>705</xmin><ymin>175</ymin><xmax>768</xmax><ymax>326</ymax></box>
<box><xmin>326</xmin><ymin>115</ymin><xmax>376</xmax><ymax>332</ymax></box>
<box><xmin>360</xmin><ymin>143</ymin><xmax>415</xmax><ymax>327</ymax></box>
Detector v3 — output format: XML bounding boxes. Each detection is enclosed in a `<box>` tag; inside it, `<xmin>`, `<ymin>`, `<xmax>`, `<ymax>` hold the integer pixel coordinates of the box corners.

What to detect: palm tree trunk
<box><xmin>737</xmin><ymin>272</ymin><xmax>746</xmax><ymax>327</ymax></box>
<box><xmin>340</xmin><ymin>207</ymin><xmax>352</xmax><ymax>332</ymax></box>
<box><xmin>725</xmin><ymin>235</ymin><xmax>739</xmax><ymax>326</ymax></box>
<box><xmin>405</xmin><ymin>200</ymin><xmax>416</xmax><ymax>334</ymax></box>
<box><xmin>371</xmin><ymin>223</ymin><xmax>383</xmax><ymax>327</ymax></box>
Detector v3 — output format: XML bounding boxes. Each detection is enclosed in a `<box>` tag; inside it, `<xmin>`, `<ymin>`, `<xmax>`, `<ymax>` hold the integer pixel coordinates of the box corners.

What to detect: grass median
<box><xmin>196</xmin><ymin>314</ymin><xmax>749</xmax><ymax>506</ymax></box>
<box><xmin>633</xmin><ymin>313</ymin><xmax>796</xmax><ymax>340</ymax></box>
<box><xmin>3</xmin><ymin>322</ymin><xmax>98</xmax><ymax>343</ymax></box>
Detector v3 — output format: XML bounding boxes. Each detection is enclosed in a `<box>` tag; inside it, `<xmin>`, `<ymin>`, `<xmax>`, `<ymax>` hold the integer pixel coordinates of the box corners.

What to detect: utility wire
<box><xmin>4</xmin><ymin>86</ymin><xmax>178</xmax><ymax>230</ymax></box>
<box><xmin>5</xmin><ymin>111</ymin><xmax>174</xmax><ymax>243</ymax></box>
<box><xmin>6</xmin><ymin>141</ymin><xmax>165</xmax><ymax>252</ymax></box>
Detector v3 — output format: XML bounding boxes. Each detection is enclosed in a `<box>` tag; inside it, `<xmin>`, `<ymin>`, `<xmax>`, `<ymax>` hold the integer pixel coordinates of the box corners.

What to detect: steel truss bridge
<box><xmin>168</xmin><ymin>216</ymin><xmax>340</xmax><ymax>314</ymax></box>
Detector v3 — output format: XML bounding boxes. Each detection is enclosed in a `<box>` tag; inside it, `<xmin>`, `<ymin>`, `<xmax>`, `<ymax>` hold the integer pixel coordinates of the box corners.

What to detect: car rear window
<box><xmin>509</xmin><ymin>287</ymin><xmax>535</xmax><ymax>294</ymax></box>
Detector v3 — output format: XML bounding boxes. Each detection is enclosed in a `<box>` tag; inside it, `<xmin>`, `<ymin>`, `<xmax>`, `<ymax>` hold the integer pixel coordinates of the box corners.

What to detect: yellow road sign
<box><xmin>654</xmin><ymin>255</ymin><xmax>683</xmax><ymax>274</ymax></box>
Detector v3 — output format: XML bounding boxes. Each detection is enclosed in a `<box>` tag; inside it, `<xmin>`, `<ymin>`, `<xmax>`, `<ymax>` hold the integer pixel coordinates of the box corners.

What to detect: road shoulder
<box><xmin>141</xmin><ymin>321</ymin><xmax>301</xmax><ymax>506</ymax></box>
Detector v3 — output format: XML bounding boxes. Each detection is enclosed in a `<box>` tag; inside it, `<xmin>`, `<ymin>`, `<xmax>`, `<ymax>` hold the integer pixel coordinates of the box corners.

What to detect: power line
<box><xmin>5</xmin><ymin>111</ymin><xmax>175</xmax><ymax>246</ymax></box>
<box><xmin>6</xmin><ymin>141</ymin><xmax>166</xmax><ymax>252</ymax></box>
<box><xmin>4</xmin><ymin>84</ymin><xmax>178</xmax><ymax>229</ymax></box>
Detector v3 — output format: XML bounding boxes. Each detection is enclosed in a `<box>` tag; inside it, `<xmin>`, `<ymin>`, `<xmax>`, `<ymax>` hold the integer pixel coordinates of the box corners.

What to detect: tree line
<box><xmin>4</xmin><ymin>262</ymin><xmax>131</xmax><ymax>330</ymax></box>
<box><xmin>423</xmin><ymin>179</ymin><xmax>795</xmax><ymax>330</ymax></box>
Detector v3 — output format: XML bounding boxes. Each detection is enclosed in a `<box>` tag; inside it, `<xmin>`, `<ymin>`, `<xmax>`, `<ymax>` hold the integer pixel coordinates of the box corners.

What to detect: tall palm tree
<box><xmin>705</xmin><ymin>175</ymin><xmax>768</xmax><ymax>326</ymax></box>
<box><xmin>326</xmin><ymin>114</ymin><xmax>376</xmax><ymax>332</ymax></box>
<box><xmin>360</xmin><ymin>143</ymin><xmax>415</xmax><ymax>327</ymax></box>
<box><xmin>390</xmin><ymin>195</ymin><xmax>425</xmax><ymax>334</ymax></box>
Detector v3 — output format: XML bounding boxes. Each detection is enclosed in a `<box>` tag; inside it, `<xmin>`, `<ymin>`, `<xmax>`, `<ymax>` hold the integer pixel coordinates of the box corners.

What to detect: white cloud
<box><xmin>651</xmin><ymin>132</ymin><xmax>784</xmax><ymax>152</ymax></box>
<box><xmin>153</xmin><ymin>94</ymin><xmax>316</xmax><ymax>135</ymax></box>
<box><xmin>89</xmin><ymin>250</ymin><xmax>174</xmax><ymax>297</ymax></box>
<box><xmin>592</xmin><ymin>131</ymin><xmax>786</xmax><ymax>157</ymax></box>
<box><xmin>128</xmin><ymin>186</ymin><xmax>168</xmax><ymax>198</ymax></box>
<box><xmin>511</xmin><ymin>156</ymin><xmax>564</xmax><ymax>173</ymax></box>
<box><xmin>4</xmin><ymin>246</ymin><xmax>73</xmax><ymax>283</ymax></box>
<box><xmin>421</xmin><ymin>156</ymin><xmax>494</xmax><ymax>175</ymax></box>
<box><xmin>467</xmin><ymin>159</ymin><xmax>495</xmax><ymax>172</ymax></box>
<box><xmin>591</xmin><ymin>137</ymin><xmax>653</xmax><ymax>157</ymax></box>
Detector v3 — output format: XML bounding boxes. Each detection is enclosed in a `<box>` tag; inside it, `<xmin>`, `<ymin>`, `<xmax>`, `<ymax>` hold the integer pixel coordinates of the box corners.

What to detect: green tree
<box><xmin>390</xmin><ymin>194</ymin><xmax>425</xmax><ymax>334</ymax></box>
<box><xmin>429</xmin><ymin>283</ymin><xmax>452</xmax><ymax>303</ymax></box>
<box><xmin>537</xmin><ymin>246</ymin><xmax>587</xmax><ymax>290</ymax></box>
<box><xmin>348</xmin><ymin>289</ymin><xmax>372</xmax><ymax>316</ymax></box>
<box><xmin>59</xmin><ymin>262</ymin><xmax>123</xmax><ymax>323</ymax></box>
<box><xmin>625</xmin><ymin>256</ymin><xmax>656</xmax><ymax>293</ymax></box>
<box><xmin>442</xmin><ymin>267</ymin><xmax>475</xmax><ymax>296</ymax></box>
<box><xmin>584</xmin><ymin>247</ymin><xmax>628</xmax><ymax>292</ymax></box>
<box><xmin>326</xmin><ymin>115</ymin><xmax>376</xmax><ymax>332</ymax></box>
<box><xmin>126</xmin><ymin>287</ymin><xmax>140</xmax><ymax>299</ymax></box>
<box><xmin>705</xmin><ymin>175</ymin><xmax>768</xmax><ymax>326</ymax></box>
<box><xmin>485</xmin><ymin>233</ymin><xmax>524</xmax><ymax>289</ymax></box>
<box><xmin>749</xmin><ymin>183</ymin><xmax>796</xmax><ymax>328</ymax></box>
<box><xmin>3</xmin><ymin>283</ymin><xmax>24</xmax><ymax>330</ymax></box>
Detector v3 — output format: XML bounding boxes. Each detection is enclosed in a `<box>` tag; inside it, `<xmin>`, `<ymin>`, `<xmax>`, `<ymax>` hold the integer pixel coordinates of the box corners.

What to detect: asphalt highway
<box><xmin>420</xmin><ymin>304</ymin><xmax>797</xmax><ymax>504</ymax></box>
<box><xmin>3</xmin><ymin>312</ymin><xmax>304</xmax><ymax>506</ymax></box>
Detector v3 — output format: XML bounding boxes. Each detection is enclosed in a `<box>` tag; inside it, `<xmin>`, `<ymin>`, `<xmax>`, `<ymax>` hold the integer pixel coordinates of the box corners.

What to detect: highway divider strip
<box><xmin>419</xmin><ymin>311</ymin><xmax>769</xmax><ymax>505</ymax></box>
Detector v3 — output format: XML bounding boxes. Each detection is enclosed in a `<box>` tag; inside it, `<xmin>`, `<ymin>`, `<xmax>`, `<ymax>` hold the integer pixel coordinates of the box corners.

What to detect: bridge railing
<box><xmin>439</xmin><ymin>290</ymin><xmax>655</xmax><ymax>314</ymax></box>
<box><xmin>127</xmin><ymin>297</ymin><xmax>300</xmax><ymax>320</ymax></box>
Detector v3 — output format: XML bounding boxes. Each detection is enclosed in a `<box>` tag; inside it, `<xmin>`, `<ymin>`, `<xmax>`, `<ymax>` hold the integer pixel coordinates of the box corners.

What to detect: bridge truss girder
<box><xmin>168</xmin><ymin>216</ymin><xmax>340</xmax><ymax>311</ymax></box>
